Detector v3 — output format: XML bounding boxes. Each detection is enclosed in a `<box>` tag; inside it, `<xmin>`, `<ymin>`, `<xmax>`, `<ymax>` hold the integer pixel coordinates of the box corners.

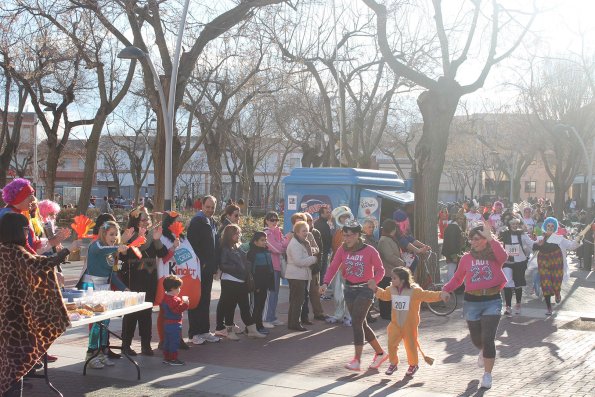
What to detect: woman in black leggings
<box><xmin>441</xmin><ymin>220</ymin><xmax>508</xmax><ymax>390</ymax></box>
<box><xmin>320</xmin><ymin>220</ymin><xmax>386</xmax><ymax>371</ymax></box>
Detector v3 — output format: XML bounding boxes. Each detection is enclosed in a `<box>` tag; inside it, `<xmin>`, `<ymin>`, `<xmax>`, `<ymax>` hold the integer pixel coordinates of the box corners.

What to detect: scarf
<box><xmin>295</xmin><ymin>235</ymin><xmax>312</xmax><ymax>255</ymax></box>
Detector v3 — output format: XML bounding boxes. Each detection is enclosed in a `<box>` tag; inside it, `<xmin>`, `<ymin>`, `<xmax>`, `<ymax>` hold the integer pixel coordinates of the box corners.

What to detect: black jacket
<box><xmin>118</xmin><ymin>233</ymin><xmax>168</xmax><ymax>302</ymax></box>
<box><xmin>219</xmin><ymin>246</ymin><xmax>250</xmax><ymax>281</ymax></box>
<box><xmin>314</xmin><ymin>217</ymin><xmax>332</xmax><ymax>254</ymax></box>
<box><xmin>187</xmin><ymin>212</ymin><xmax>219</xmax><ymax>274</ymax></box>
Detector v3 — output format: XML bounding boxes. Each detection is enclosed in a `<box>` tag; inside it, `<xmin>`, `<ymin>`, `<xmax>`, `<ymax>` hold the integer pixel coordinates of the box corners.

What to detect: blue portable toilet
<box><xmin>282</xmin><ymin>168</ymin><xmax>414</xmax><ymax>237</ymax></box>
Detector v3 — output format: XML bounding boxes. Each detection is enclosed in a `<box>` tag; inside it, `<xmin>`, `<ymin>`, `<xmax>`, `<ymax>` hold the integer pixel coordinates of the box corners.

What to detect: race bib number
<box><xmin>505</xmin><ymin>244</ymin><xmax>521</xmax><ymax>257</ymax></box>
<box><xmin>392</xmin><ymin>295</ymin><xmax>410</xmax><ymax>311</ymax></box>
<box><xmin>174</xmin><ymin>247</ymin><xmax>193</xmax><ymax>266</ymax></box>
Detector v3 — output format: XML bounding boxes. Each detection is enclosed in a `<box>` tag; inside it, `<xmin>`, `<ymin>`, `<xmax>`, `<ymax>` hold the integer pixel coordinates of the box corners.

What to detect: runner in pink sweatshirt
<box><xmin>441</xmin><ymin>220</ymin><xmax>507</xmax><ymax>390</ymax></box>
<box><xmin>320</xmin><ymin>220</ymin><xmax>386</xmax><ymax>372</ymax></box>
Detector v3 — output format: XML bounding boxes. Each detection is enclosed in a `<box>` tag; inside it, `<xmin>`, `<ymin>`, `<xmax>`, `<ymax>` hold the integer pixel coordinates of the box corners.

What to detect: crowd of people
<box><xmin>1</xmin><ymin>176</ymin><xmax>591</xmax><ymax>396</ymax></box>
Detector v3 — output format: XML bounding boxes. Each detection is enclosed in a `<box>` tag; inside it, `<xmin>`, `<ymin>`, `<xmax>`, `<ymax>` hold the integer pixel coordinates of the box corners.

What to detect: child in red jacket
<box><xmin>160</xmin><ymin>275</ymin><xmax>189</xmax><ymax>366</ymax></box>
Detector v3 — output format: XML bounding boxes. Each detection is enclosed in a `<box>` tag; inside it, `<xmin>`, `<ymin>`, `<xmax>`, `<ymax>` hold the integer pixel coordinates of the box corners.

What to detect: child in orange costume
<box><xmin>375</xmin><ymin>267</ymin><xmax>442</xmax><ymax>377</ymax></box>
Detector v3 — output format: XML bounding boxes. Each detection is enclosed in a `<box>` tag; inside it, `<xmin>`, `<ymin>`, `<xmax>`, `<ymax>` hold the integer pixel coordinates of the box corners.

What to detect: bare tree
<box><xmin>97</xmin><ymin>136</ymin><xmax>128</xmax><ymax>197</ymax></box>
<box><xmin>363</xmin><ymin>0</ymin><xmax>536</xmax><ymax>261</ymax></box>
<box><xmin>519</xmin><ymin>57</ymin><xmax>595</xmax><ymax>216</ymax></box>
<box><xmin>70</xmin><ymin>0</ymin><xmax>287</xmax><ymax>210</ymax></box>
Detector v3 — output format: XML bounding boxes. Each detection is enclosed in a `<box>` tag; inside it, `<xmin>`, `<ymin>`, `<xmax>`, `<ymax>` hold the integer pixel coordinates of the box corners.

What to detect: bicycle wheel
<box><xmin>426</xmin><ymin>284</ymin><xmax>457</xmax><ymax>316</ymax></box>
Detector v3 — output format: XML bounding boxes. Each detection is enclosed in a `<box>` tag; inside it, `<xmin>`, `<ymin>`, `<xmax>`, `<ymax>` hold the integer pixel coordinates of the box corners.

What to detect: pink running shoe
<box><xmin>385</xmin><ymin>363</ymin><xmax>398</xmax><ymax>375</ymax></box>
<box><xmin>344</xmin><ymin>358</ymin><xmax>361</xmax><ymax>371</ymax></box>
<box><xmin>369</xmin><ymin>353</ymin><xmax>389</xmax><ymax>369</ymax></box>
<box><xmin>405</xmin><ymin>365</ymin><xmax>419</xmax><ymax>377</ymax></box>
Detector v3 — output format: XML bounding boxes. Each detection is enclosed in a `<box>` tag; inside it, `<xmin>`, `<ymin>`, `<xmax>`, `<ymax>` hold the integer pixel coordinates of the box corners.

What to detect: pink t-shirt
<box><xmin>323</xmin><ymin>244</ymin><xmax>385</xmax><ymax>286</ymax></box>
<box><xmin>443</xmin><ymin>239</ymin><xmax>508</xmax><ymax>293</ymax></box>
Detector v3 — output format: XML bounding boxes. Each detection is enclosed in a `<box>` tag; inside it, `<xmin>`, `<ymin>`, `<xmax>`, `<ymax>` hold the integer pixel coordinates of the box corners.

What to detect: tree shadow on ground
<box><xmin>497</xmin><ymin>317</ymin><xmax>562</xmax><ymax>361</ymax></box>
<box><xmin>455</xmin><ymin>379</ymin><xmax>487</xmax><ymax>397</ymax></box>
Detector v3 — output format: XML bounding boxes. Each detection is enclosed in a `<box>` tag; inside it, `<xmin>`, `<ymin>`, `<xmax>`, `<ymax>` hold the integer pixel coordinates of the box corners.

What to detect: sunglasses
<box><xmin>267</xmin><ymin>218</ymin><xmax>279</xmax><ymax>222</ymax></box>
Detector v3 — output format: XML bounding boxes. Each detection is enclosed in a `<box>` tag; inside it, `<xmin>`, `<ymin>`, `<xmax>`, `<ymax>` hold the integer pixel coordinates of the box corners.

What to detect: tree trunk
<box><xmin>45</xmin><ymin>142</ymin><xmax>59</xmax><ymax>199</ymax></box>
<box><xmin>553</xmin><ymin>184</ymin><xmax>567</xmax><ymax>219</ymax></box>
<box><xmin>512</xmin><ymin>174</ymin><xmax>522</xmax><ymax>203</ymax></box>
<box><xmin>204</xmin><ymin>140</ymin><xmax>223</xmax><ymax>202</ymax></box>
<box><xmin>413</xmin><ymin>85</ymin><xmax>460</xmax><ymax>280</ymax></box>
<box><xmin>76</xmin><ymin>113</ymin><xmax>107</xmax><ymax>214</ymax></box>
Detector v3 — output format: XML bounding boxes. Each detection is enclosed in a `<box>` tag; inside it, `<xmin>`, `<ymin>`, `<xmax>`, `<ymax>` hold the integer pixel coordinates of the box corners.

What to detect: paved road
<box><xmin>29</xmin><ymin>254</ymin><xmax>595</xmax><ymax>396</ymax></box>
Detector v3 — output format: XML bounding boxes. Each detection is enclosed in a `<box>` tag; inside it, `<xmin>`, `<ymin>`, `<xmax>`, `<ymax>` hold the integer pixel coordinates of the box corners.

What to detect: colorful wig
<box><xmin>542</xmin><ymin>217</ymin><xmax>559</xmax><ymax>233</ymax></box>
<box><xmin>38</xmin><ymin>199</ymin><xmax>61</xmax><ymax>223</ymax></box>
<box><xmin>2</xmin><ymin>178</ymin><xmax>33</xmax><ymax>205</ymax></box>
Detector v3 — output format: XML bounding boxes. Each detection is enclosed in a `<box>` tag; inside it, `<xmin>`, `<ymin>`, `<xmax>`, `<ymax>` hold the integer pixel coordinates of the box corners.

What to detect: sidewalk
<box><xmin>34</xmin><ymin>255</ymin><xmax>595</xmax><ymax>396</ymax></box>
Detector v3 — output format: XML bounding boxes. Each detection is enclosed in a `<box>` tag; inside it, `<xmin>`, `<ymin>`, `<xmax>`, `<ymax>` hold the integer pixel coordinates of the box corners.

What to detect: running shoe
<box><xmin>262</xmin><ymin>322</ymin><xmax>276</xmax><ymax>329</ymax></box>
<box><xmin>504</xmin><ymin>306</ymin><xmax>512</xmax><ymax>317</ymax></box>
<box><xmin>98</xmin><ymin>353</ymin><xmax>115</xmax><ymax>367</ymax></box>
<box><xmin>480</xmin><ymin>372</ymin><xmax>492</xmax><ymax>389</ymax></box>
<box><xmin>514</xmin><ymin>303</ymin><xmax>521</xmax><ymax>315</ymax></box>
<box><xmin>545</xmin><ymin>310</ymin><xmax>553</xmax><ymax>316</ymax></box>
<box><xmin>369</xmin><ymin>353</ymin><xmax>389</xmax><ymax>369</ymax></box>
<box><xmin>343</xmin><ymin>317</ymin><xmax>352</xmax><ymax>327</ymax></box>
<box><xmin>257</xmin><ymin>327</ymin><xmax>270</xmax><ymax>335</ymax></box>
<box><xmin>344</xmin><ymin>358</ymin><xmax>361</xmax><ymax>371</ymax></box>
<box><xmin>199</xmin><ymin>333</ymin><xmax>221</xmax><ymax>343</ymax></box>
<box><xmin>385</xmin><ymin>364</ymin><xmax>398</xmax><ymax>375</ymax></box>
<box><xmin>168</xmin><ymin>359</ymin><xmax>185</xmax><ymax>366</ymax></box>
<box><xmin>190</xmin><ymin>335</ymin><xmax>206</xmax><ymax>345</ymax></box>
<box><xmin>214</xmin><ymin>328</ymin><xmax>228</xmax><ymax>338</ymax></box>
<box><xmin>477</xmin><ymin>350</ymin><xmax>484</xmax><ymax>368</ymax></box>
<box><xmin>405</xmin><ymin>365</ymin><xmax>419</xmax><ymax>377</ymax></box>
<box><xmin>555</xmin><ymin>293</ymin><xmax>561</xmax><ymax>304</ymax></box>
<box><xmin>271</xmin><ymin>320</ymin><xmax>285</xmax><ymax>326</ymax></box>
<box><xmin>325</xmin><ymin>316</ymin><xmax>340</xmax><ymax>324</ymax></box>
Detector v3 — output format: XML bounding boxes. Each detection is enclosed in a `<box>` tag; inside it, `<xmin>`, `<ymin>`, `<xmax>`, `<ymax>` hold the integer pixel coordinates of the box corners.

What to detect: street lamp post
<box><xmin>555</xmin><ymin>124</ymin><xmax>593</xmax><ymax>209</ymax></box>
<box><xmin>117</xmin><ymin>0</ymin><xmax>190</xmax><ymax>211</ymax></box>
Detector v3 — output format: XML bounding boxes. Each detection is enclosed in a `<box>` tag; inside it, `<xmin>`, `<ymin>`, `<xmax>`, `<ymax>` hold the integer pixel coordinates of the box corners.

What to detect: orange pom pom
<box><xmin>168</xmin><ymin>221</ymin><xmax>184</xmax><ymax>238</ymax></box>
<box><xmin>71</xmin><ymin>215</ymin><xmax>96</xmax><ymax>239</ymax></box>
<box><xmin>128</xmin><ymin>235</ymin><xmax>147</xmax><ymax>248</ymax></box>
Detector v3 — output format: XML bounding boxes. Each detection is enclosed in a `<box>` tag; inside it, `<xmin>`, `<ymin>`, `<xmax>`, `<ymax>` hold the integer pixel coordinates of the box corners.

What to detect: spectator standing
<box><xmin>99</xmin><ymin>196</ymin><xmax>113</xmax><ymax>214</ymax></box>
<box><xmin>376</xmin><ymin>219</ymin><xmax>405</xmax><ymax>320</ymax></box>
<box><xmin>262</xmin><ymin>211</ymin><xmax>288</xmax><ymax>328</ymax></box>
<box><xmin>303</xmin><ymin>213</ymin><xmax>327</xmax><ymax>322</ymax></box>
<box><xmin>314</xmin><ymin>206</ymin><xmax>332</xmax><ymax>282</ymax></box>
<box><xmin>186</xmin><ymin>196</ymin><xmax>221</xmax><ymax>345</ymax></box>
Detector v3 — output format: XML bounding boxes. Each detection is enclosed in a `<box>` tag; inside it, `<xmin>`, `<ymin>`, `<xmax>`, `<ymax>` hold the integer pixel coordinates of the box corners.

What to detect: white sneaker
<box><xmin>325</xmin><ymin>316</ymin><xmax>339</xmax><ymax>324</ymax></box>
<box><xmin>88</xmin><ymin>357</ymin><xmax>104</xmax><ymax>369</ymax></box>
<box><xmin>271</xmin><ymin>319</ymin><xmax>285</xmax><ymax>326</ymax></box>
<box><xmin>368</xmin><ymin>353</ymin><xmax>389</xmax><ymax>369</ymax></box>
<box><xmin>262</xmin><ymin>322</ymin><xmax>275</xmax><ymax>329</ymax></box>
<box><xmin>343</xmin><ymin>317</ymin><xmax>352</xmax><ymax>327</ymax></box>
<box><xmin>477</xmin><ymin>351</ymin><xmax>484</xmax><ymax>368</ymax></box>
<box><xmin>191</xmin><ymin>335</ymin><xmax>206</xmax><ymax>345</ymax></box>
<box><xmin>200</xmin><ymin>333</ymin><xmax>220</xmax><ymax>343</ymax></box>
<box><xmin>480</xmin><ymin>373</ymin><xmax>492</xmax><ymax>389</ymax></box>
<box><xmin>514</xmin><ymin>303</ymin><xmax>521</xmax><ymax>315</ymax></box>
<box><xmin>98</xmin><ymin>353</ymin><xmax>115</xmax><ymax>367</ymax></box>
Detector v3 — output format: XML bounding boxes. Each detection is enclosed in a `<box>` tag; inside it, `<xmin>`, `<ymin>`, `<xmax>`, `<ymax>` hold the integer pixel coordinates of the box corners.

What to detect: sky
<box><xmin>18</xmin><ymin>0</ymin><xmax>595</xmax><ymax>139</ymax></box>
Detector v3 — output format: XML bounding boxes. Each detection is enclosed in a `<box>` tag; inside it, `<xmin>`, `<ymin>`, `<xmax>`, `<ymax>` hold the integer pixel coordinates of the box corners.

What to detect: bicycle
<box><xmin>419</xmin><ymin>251</ymin><xmax>457</xmax><ymax>316</ymax></box>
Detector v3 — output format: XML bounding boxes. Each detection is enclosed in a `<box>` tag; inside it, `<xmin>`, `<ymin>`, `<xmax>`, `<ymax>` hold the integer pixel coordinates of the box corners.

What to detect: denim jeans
<box><xmin>463</xmin><ymin>297</ymin><xmax>502</xmax><ymax>321</ymax></box>
<box><xmin>263</xmin><ymin>270</ymin><xmax>281</xmax><ymax>323</ymax></box>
